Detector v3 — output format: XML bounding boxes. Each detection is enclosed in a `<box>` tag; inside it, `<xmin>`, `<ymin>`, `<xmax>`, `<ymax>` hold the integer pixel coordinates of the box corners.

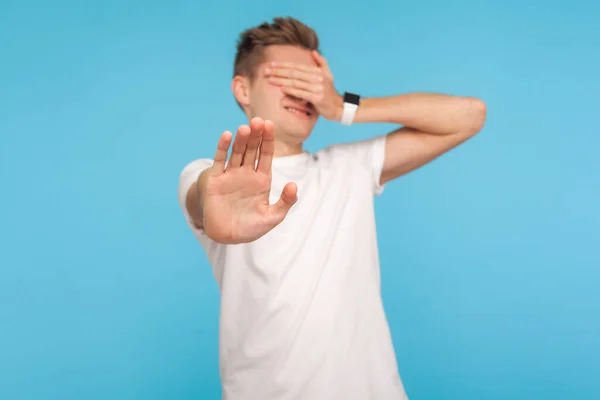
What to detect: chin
<box><xmin>278</xmin><ymin>124</ymin><xmax>309</xmax><ymax>141</ymax></box>
<box><xmin>262</xmin><ymin>104</ymin><xmax>314</xmax><ymax>141</ymax></box>
<box><xmin>286</xmin><ymin>124</ymin><xmax>315</xmax><ymax>141</ymax></box>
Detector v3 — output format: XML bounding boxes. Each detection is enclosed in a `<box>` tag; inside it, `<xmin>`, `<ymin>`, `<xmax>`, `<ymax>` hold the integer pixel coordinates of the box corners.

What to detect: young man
<box><xmin>178</xmin><ymin>17</ymin><xmax>486</xmax><ymax>400</ymax></box>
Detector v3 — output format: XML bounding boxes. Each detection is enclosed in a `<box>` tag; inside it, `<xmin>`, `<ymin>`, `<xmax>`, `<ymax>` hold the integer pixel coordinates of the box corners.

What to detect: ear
<box><xmin>232</xmin><ymin>75</ymin><xmax>251</xmax><ymax>107</ymax></box>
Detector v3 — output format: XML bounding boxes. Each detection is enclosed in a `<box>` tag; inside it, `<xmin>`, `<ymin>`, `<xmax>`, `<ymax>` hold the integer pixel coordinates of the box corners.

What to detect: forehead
<box><xmin>262</xmin><ymin>45</ymin><xmax>316</xmax><ymax>67</ymax></box>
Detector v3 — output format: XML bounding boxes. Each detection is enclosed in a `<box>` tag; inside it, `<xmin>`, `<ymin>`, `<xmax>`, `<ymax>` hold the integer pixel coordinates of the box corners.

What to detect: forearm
<box><xmin>352</xmin><ymin>93</ymin><xmax>486</xmax><ymax>135</ymax></box>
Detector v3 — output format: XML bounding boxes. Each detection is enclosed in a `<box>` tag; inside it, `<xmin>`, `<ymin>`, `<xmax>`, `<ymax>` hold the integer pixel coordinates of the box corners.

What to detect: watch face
<box><xmin>344</xmin><ymin>92</ymin><xmax>360</xmax><ymax>105</ymax></box>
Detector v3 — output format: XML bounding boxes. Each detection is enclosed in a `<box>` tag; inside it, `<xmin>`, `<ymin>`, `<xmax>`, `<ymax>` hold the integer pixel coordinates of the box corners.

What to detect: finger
<box><xmin>211</xmin><ymin>130</ymin><xmax>232</xmax><ymax>174</ymax></box>
<box><xmin>269</xmin><ymin>61</ymin><xmax>322</xmax><ymax>74</ymax></box>
<box><xmin>271</xmin><ymin>182</ymin><xmax>298</xmax><ymax>220</ymax></box>
<box><xmin>268</xmin><ymin>76</ymin><xmax>321</xmax><ymax>93</ymax></box>
<box><xmin>256</xmin><ymin>119</ymin><xmax>275</xmax><ymax>174</ymax></box>
<box><xmin>226</xmin><ymin>124</ymin><xmax>251</xmax><ymax>170</ymax></box>
<box><xmin>265</xmin><ymin>66</ymin><xmax>322</xmax><ymax>83</ymax></box>
<box><xmin>242</xmin><ymin>117</ymin><xmax>264</xmax><ymax>168</ymax></box>
<box><xmin>280</xmin><ymin>86</ymin><xmax>316</xmax><ymax>103</ymax></box>
<box><xmin>311</xmin><ymin>51</ymin><xmax>332</xmax><ymax>77</ymax></box>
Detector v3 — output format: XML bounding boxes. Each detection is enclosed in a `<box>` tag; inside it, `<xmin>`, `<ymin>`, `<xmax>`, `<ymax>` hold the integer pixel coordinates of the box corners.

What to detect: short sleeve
<box><xmin>369</xmin><ymin>135</ymin><xmax>387</xmax><ymax>195</ymax></box>
<box><xmin>177</xmin><ymin>158</ymin><xmax>225</xmax><ymax>275</ymax></box>
<box><xmin>177</xmin><ymin>158</ymin><xmax>214</xmax><ymax>235</ymax></box>
<box><xmin>326</xmin><ymin>135</ymin><xmax>387</xmax><ymax>196</ymax></box>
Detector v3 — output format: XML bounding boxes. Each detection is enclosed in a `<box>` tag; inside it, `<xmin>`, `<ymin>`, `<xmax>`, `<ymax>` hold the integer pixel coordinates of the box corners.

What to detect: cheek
<box><xmin>248</xmin><ymin>79</ymin><xmax>285</xmax><ymax>115</ymax></box>
<box><xmin>260</xmin><ymin>87</ymin><xmax>284</xmax><ymax>110</ymax></box>
<box><xmin>265</xmin><ymin>81</ymin><xmax>283</xmax><ymax>100</ymax></box>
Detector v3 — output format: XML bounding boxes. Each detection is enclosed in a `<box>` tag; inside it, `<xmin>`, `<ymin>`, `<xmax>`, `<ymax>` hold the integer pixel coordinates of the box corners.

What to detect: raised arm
<box><xmin>264</xmin><ymin>51</ymin><xmax>486</xmax><ymax>186</ymax></box>
<box><xmin>352</xmin><ymin>93</ymin><xmax>486</xmax><ymax>184</ymax></box>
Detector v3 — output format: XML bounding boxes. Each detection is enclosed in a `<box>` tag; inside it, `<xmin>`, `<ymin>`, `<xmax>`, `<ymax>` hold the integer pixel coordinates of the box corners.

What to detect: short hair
<box><xmin>233</xmin><ymin>17</ymin><xmax>320</xmax><ymax>80</ymax></box>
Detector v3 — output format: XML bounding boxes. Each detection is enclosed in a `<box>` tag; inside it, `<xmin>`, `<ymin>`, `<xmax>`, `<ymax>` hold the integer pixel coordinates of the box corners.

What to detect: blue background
<box><xmin>1</xmin><ymin>1</ymin><xmax>599</xmax><ymax>399</ymax></box>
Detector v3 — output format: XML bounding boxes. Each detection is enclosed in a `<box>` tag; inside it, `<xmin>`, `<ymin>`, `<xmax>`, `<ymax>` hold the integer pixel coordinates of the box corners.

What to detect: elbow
<box><xmin>465</xmin><ymin>97</ymin><xmax>487</xmax><ymax>135</ymax></box>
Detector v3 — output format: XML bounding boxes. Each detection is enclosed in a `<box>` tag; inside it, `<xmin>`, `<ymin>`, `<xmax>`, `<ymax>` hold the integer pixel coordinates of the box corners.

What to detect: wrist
<box><xmin>333</xmin><ymin>93</ymin><xmax>344</xmax><ymax>122</ymax></box>
<box><xmin>339</xmin><ymin>92</ymin><xmax>361</xmax><ymax>125</ymax></box>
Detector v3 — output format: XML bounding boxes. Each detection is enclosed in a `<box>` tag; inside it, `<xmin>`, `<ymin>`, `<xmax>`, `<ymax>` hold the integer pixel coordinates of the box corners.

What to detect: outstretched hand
<box><xmin>201</xmin><ymin>118</ymin><xmax>298</xmax><ymax>244</ymax></box>
<box><xmin>264</xmin><ymin>50</ymin><xmax>343</xmax><ymax>121</ymax></box>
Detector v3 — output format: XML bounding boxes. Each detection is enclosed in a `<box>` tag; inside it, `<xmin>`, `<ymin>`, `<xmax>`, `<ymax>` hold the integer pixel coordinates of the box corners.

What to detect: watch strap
<box><xmin>340</xmin><ymin>92</ymin><xmax>360</xmax><ymax>126</ymax></box>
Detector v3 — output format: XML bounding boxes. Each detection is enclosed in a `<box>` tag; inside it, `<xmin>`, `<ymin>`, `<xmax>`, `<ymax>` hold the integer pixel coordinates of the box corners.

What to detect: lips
<box><xmin>284</xmin><ymin>105</ymin><xmax>313</xmax><ymax>118</ymax></box>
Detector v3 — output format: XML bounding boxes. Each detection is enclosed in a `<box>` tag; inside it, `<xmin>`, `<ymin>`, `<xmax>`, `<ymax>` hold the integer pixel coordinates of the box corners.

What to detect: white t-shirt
<box><xmin>178</xmin><ymin>135</ymin><xmax>408</xmax><ymax>400</ymax></box>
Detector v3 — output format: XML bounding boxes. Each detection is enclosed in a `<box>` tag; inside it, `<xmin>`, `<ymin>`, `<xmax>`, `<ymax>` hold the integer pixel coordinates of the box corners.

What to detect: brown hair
<box><xmin>233</xmin><ymin>17</ymin><xmax>320</xmax><ymax>80</ymax></box>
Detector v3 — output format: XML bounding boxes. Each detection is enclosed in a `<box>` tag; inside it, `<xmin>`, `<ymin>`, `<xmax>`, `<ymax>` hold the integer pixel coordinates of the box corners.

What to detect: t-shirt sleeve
<box><xmin>177</xmin><ymin>158</ymin><xmax>224</xmax><ymax>271</ymax></box>
<box><xmin>327</xmin><ymin>134</ymin><xmax>388</xmax><ymax>196</ymax></box>
<box><xmin>177</xmin><ymin>158</ymin><xmax>214</xmax><ymax>234</ymax></box>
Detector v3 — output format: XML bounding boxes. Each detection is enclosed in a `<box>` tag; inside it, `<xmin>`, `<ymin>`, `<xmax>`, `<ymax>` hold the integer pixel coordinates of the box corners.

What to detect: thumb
<box><xmin>271</xmin><ymin>182</ymin><xmax>298</xmax><ymax>219</ymax></box>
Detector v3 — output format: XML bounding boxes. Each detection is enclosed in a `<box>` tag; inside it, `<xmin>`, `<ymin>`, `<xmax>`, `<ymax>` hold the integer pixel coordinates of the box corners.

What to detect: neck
<box><xmin>243</xmin><ymin>112</ymin><xmax>306</xmax><ymax>157</ymax></box>
<box><xmin>274</xmin><ymin>138</ymin><xmax>303</xmax><ymax>157</ymax></box>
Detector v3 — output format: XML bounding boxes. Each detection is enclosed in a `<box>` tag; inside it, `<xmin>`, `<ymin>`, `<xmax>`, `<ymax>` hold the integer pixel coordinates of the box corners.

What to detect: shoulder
<box><xmin>316</xmin><ymin>135</ymin><xmax>386</xmax><ymax>170</ymax></box>
<box><xmin>180</xmin><ymin>158</ymin><xmax>214</xmax><ymax>178</ymax></box>
<box><xmin>315</xmin><ymin>135</ymin><xmax>387</xmax><ymax>195</ymax></box>
<box><xmin>177</xmin><ymin>158</ymin><xmax>213</xmax><ymax>208</ymax></box>
<box><xmin>176</xmin><ymin>158</ymin><xmax>218</xmax><ymax>250</ymax></box>
<box><xmin>179</xmin><ymin>158</ymin><xmax>213</xmax><ymax>189</ymax></box>
<box><xmin>318</xmin><ymin>135</ymin><xmax>386</xmax><ymax>159</ymax></box>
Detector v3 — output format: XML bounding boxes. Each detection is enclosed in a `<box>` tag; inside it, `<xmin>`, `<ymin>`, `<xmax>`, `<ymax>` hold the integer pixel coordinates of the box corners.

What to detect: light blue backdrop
<box><xmin>1</xmin><ymin>1</ymin><xmax>598</xmax><ymax>399</ymax></box>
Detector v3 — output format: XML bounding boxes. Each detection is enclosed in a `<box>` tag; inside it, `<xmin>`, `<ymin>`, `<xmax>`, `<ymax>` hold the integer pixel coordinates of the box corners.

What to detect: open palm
<box><xmin>201</xmin><ymin>118</ymin><xmax>298</xmax><ymax>244</ymax></box>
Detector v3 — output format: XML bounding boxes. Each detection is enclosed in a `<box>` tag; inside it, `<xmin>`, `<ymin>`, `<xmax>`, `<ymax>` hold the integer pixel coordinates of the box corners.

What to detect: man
<box><xmin>178</xmin><ymin>17</ymin><xmax>486</xmax><ymax>400</ymax></box>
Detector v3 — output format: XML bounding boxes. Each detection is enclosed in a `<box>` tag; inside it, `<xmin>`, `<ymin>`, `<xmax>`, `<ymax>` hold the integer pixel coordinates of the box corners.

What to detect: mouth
<box><xmin>284</xmin><ymin>105</ymin><xmax>313</xmax><ymax>118</ymax></box>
